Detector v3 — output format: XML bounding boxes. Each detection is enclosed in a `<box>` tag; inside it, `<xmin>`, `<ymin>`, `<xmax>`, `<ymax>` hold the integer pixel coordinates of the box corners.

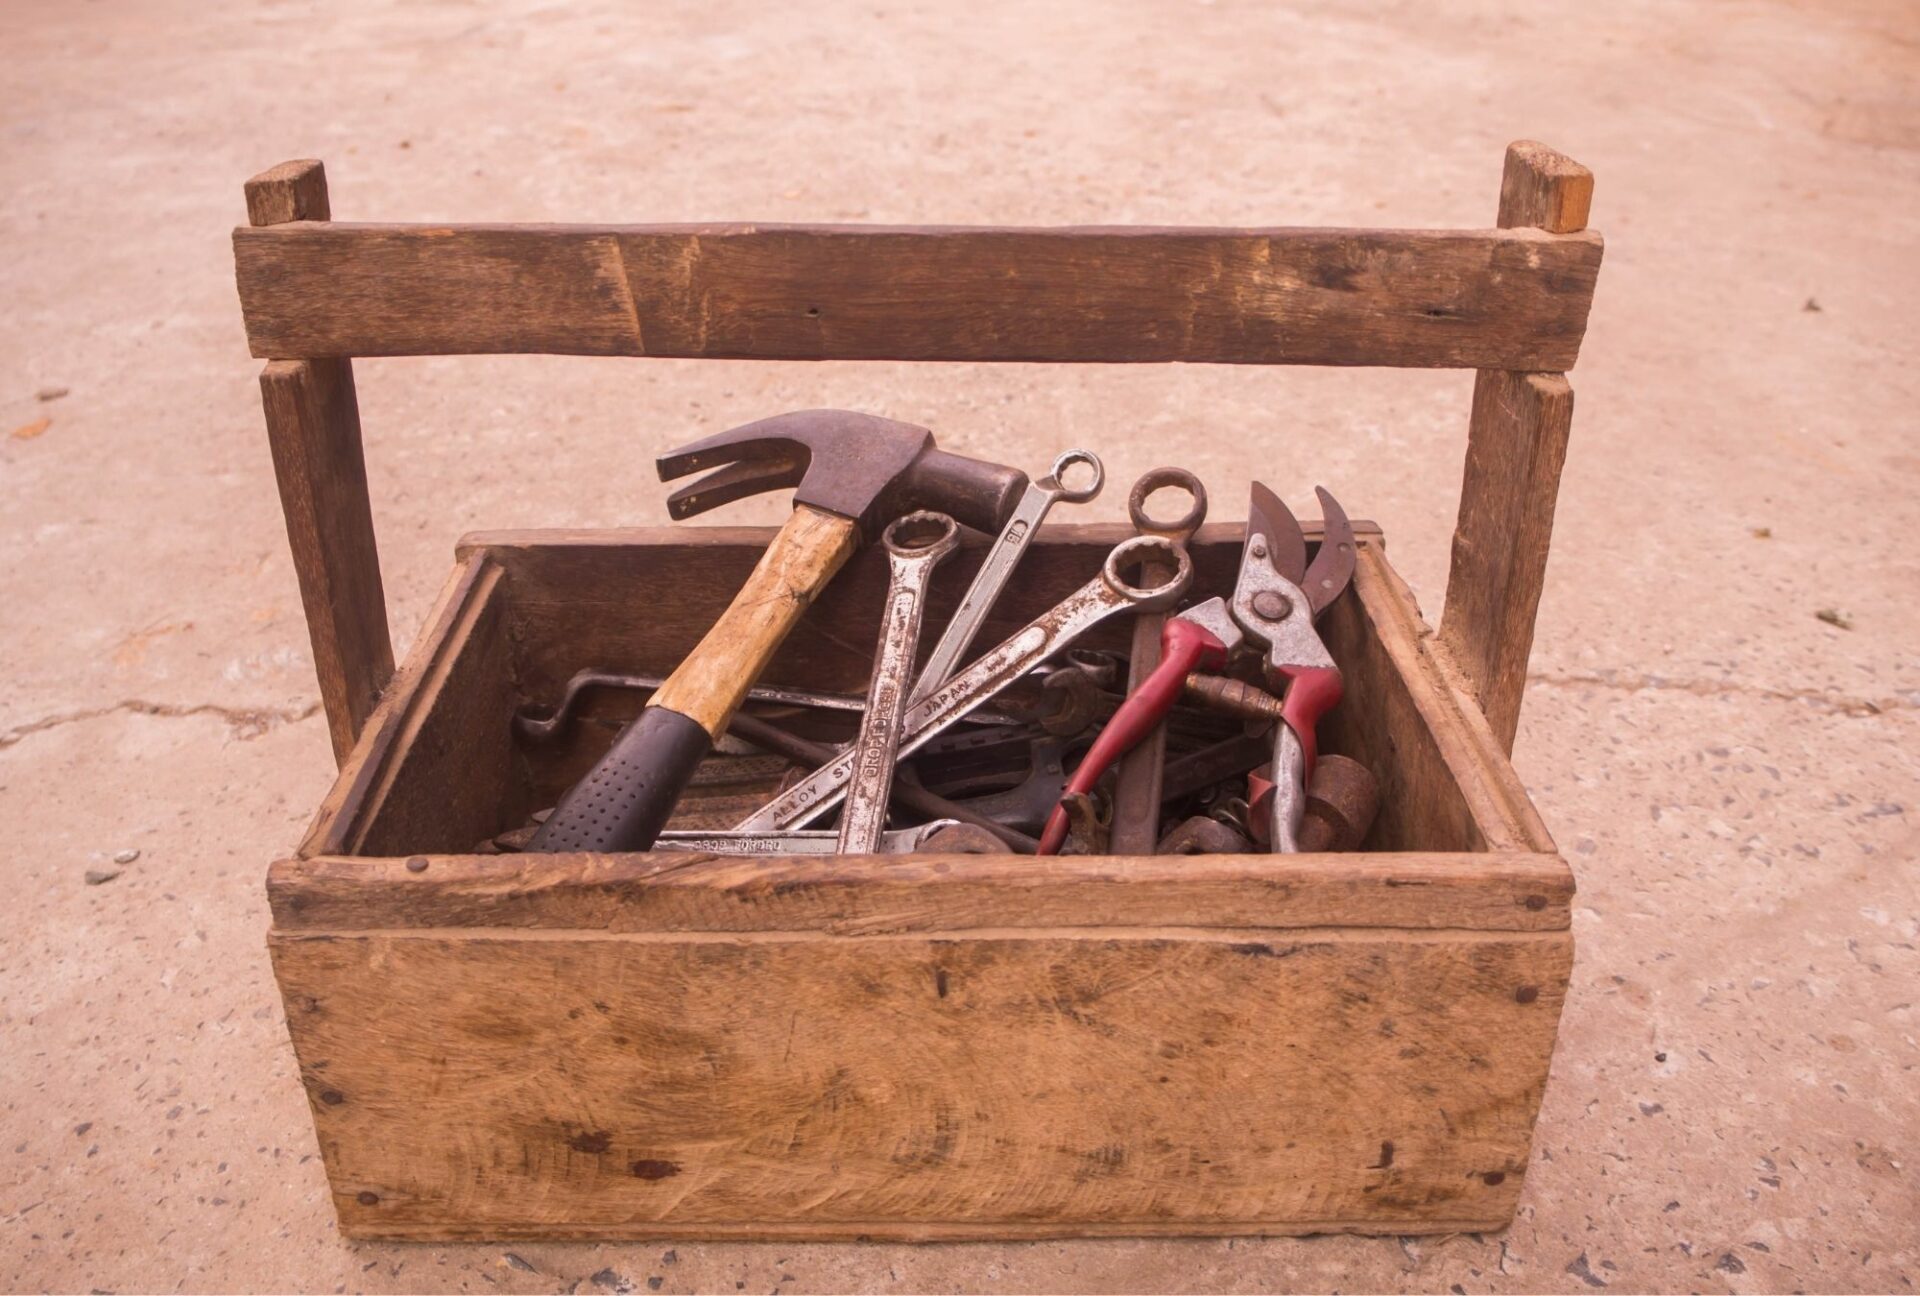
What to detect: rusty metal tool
<box><xmin>1157</xmin><ymin>815</ymin><xmax>1255</xmax><ymax>855</ymax></box>
<box><xmin>724</xmin><ymin>711</ymin><xmax>1038</xmax><ymax>852</ymax></box>
<box><xmin>1230</xmin><ymin>485</ymin><xmax>1358</xmax><ymax>851</ymax></box>
<box><xmin>909</xmin><ymin>449</ymin><xmax>1104</xmax><ymax>704</ymax></box>
<box><xmin>1108</xmin><ymin>469</ymin><xmax>1208</xmax><ymax>854</ymax></box>
<box><xmin>530</xmin><ymin>410</ymin><xmax>1027</xmax><ymax>853</ymax></box>
<box><xmin>1298</xmin><ymin>754</ymin><xmax>1380</xmax><ymax>852</ymax></box>
<box><xmin>1159</xmin><ymin>732</ymin><xmax>1273</xmax><ymax>803</ymax></box>
<box><xmin>1037</xmin><ymin>483</ymin><xmax>1356</xmax><ymax>856</ymax></box>
<box><xmin>1037</xmin><ymin>599</ymin><xmax>1240</xmax><ymax>854</ymax></box>
<box><xmin>731</xmin><ymin>535</ymin><xmax>1192</xmax><ymax>832</ymax></box>
<box><xmin>653</xmin><ymin>821</ymin><xmax>959</xmax><ymax>855</ymax></box>
<box><xmin>918</xmin><ymin>823</ymin><xmax>1016</xmax><ymax>854</ymax></box>
<box><xmin>907</xmin><ymin>733</ymin><xmax>1079</xmax><ymax>833</ymax></box>
<box><xmin>1249</xmin><ymin>752</ymin><xmax>1379</xmax><ymax>852</ymax></box>
<box><xmin>838</xmin><ymin>512</ymin><xmax>961</xmax><ymax>853</ymax></box>
<box><xmin>513</xmin><ymin>670</ymin><xmax>1021</xmax><ymax>746</ymax></box>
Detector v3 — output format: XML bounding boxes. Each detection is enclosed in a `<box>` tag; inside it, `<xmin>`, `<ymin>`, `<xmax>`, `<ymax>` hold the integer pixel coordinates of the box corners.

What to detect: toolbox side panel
<box><xmin>324</xmin><ymin>563</ymin><xmax>528</xmax><ymax>858</ymax></box>
<box><xmin>1318</xmin><ymin>547</ymin><xmax>1555</xmax><ymax>854</ymax></box>
<box><xmin>271</xmin><ymin>925</ymin><xmax>1572</xmax><ymax>1240</ymax></box>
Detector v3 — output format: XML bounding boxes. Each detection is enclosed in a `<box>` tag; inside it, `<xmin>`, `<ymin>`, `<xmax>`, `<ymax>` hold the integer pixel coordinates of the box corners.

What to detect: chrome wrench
<box><xmin>734</xmin><ymin>535</ymin><xmax>1191</xmax><ymax>832</ymax></box>
<box><xmin>838</xmin><ymin>512</ymin><xmax>961</xmax><ymax>854</ymax></box>
<box><xmin>654</xmin><ymin>821</ymin><xmax>957</xmax><ymax>855</ymax></box>
<box><xmin>907</xmin><ymin>449</ymin><xmax>1104</xmax><ymax>705</ymax></box>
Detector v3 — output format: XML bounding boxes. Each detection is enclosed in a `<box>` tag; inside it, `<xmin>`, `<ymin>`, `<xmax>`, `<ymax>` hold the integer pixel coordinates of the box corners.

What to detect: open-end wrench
<box><xmin>733</xmin><ymin>535</ymin><xmax>1192</xmax><ymax>832</ymax></box>
<box><xmin>654</xmin><ymin>821</ymin><xmax>957</xmax><ymax>855</ymax></box>
<box><xmin>838</xmin><ymin>512</ymin><xmax>961</xmax><ymax>854</ymax></box>
<box><xmin>1108</xmin><ymin>468</ymin><xmax>1208</xmax><ymax>855</ymax></box>
<box><xmin>907</xmin><ymin>449</ymin><xmax>1104</xmax><ymax>705</ymax></box>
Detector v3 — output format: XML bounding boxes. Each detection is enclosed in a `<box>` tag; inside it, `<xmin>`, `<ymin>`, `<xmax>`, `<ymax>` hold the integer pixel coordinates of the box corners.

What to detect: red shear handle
<box><xmin>1037</xmin><ymin>618</ymin><xmax>1227</xmax><ymax>854</ymax></box>
<box><xmin>1246</xmin><ymin>665</ymin><xmax>1345</xmax><ymax>849</ymax></box>
<box><xmin>1276</xmin><ymin>664</ymin><xmax>1344</xmax><ymax>778</ymax></box>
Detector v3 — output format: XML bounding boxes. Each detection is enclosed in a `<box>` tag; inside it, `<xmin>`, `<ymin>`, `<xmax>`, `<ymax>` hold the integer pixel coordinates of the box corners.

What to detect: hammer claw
<box><xmin>666</xmin><ymin>457</ymin><xmax>806</xmax><ymax>520</ymax></box>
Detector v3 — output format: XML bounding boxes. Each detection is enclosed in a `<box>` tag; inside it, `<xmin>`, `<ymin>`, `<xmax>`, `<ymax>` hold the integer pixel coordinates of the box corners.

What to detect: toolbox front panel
<box><xmin>271</xmin><ymin>920</ymin><xmax>1570</xmax><ymax>1239</ymax></box>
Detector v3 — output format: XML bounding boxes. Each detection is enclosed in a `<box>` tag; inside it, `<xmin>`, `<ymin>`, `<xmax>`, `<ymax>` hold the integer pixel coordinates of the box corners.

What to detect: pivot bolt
<box><xmin>1252</xmin><ymin>590</ymin><xmax>1292</xmax><ymax>621</ymax></box>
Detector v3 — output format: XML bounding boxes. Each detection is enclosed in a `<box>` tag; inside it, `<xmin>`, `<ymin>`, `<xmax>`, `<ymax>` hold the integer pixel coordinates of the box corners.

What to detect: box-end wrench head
<box><xmin>907</xmin><ymin>449</ymin><xmax>1104</xmax><ymax>706</ymax></box>
<box><xmin>734</xmin><ymin>534</ymin><xmax>1191</xmax><ymax>833</ymax></box>
<box><xmin>838</xmin><ymin>511</ymin><xmax>960</xmax><ymax>854</ymax></box>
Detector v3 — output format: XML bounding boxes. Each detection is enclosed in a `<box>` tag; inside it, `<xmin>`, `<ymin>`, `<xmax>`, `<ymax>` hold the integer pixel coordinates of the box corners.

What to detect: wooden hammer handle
<box><xmin>648</xmin><ymin>503</ymin><xmax>860</xmax><ymax>736</ymax></box>
<box><xmin>530</xmin><ymin>503</ymin><xmax>859</xmax><ymax>854</ymax></box>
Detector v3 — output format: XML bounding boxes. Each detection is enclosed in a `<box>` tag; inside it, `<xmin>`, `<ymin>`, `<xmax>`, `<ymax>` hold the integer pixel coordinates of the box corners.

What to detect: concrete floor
<box><xmin>3</xmin><ymin>0</ymin><xmax>1916</xmax><ymax>1291</ymax></box>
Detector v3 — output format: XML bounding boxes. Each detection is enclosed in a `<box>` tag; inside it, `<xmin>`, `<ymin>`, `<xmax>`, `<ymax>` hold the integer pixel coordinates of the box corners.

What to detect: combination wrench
<box><xmin>732</xmin><ymin>534</ymin><xmax>1192</xmax><ymax>832</ymax></box>
<box><xmin>838</xmin><ymin>512</ymin><xmax>961</xmax><ymax>854</ymax></box>
<box><xmin>907</xmin><ymin>449</ymin><xmax>1103</xmax><ymax>705</ymax></box>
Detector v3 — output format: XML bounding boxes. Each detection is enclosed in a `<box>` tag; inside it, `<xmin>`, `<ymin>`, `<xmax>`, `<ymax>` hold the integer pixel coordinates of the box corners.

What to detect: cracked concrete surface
<box><xmin>2</xmin><ymin>0</ymin><xmax>1916</xmax><ymax>1291</ymax></box>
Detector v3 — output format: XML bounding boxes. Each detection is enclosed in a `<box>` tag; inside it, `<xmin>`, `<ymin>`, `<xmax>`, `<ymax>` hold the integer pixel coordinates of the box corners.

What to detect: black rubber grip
<box><xmin>529</xmin><ymin>706</ymin><xmax>712</xmax><ymax>853</ymax></box>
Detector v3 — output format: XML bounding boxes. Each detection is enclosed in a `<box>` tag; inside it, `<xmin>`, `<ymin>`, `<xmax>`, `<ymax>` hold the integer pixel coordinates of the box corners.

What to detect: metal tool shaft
<box><xmin>1109</xmin><ymin>468</ymin><xmax>1208</xmax><ymax>854</ymax></box>
<box><xmin>908</xmin><ymin>449</ymin><xmax>1102</xmax><ymax>705</ymax></box>
<box><xmin>734</xmin><ymin>536</ymin><xmax>1191</xmax><ymax>832</ymax></box>
<box><xmin>654</xmin><ymin>822</ymin><xmax>956</xmax><ymax>855</ymax></box>
<box><xmin>515</xmin><ymin>670</ymin><xmax>1021</xmax><ymax>746</ymax></box>
<box><xmin>838</xmin><ymin>513</ymin><xmax>959</xmax><ymax>853</ymax></box>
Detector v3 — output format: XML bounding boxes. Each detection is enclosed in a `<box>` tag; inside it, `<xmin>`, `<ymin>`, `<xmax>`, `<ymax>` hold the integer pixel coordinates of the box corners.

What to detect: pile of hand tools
<box><xmin>500</xmin><ymin>409</ymin><xmax>1378</xmax><ymax>858</ymax></box>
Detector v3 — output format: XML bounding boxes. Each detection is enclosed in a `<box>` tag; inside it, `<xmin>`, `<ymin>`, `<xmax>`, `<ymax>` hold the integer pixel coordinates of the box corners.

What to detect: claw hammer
<box><xmin>530</xmin><ymin>410</ymin><xmax>1027</xmax><ymax>854</ymax></box>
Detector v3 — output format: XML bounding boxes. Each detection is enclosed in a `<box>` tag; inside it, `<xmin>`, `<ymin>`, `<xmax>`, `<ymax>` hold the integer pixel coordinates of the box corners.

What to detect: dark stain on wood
<box><xmin>629</xmin><ymin>1159</ymin><xmax>680</xmax><ymax>1181</ymax></box>
<box><xmin>568</xmin><ymin>1130</ymin><xmax>612</xmax><ymax>1154</ymax></box>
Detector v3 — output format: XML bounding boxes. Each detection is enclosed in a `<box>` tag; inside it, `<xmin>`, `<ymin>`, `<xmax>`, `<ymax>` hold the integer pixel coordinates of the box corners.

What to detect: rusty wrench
<box><xmin>1107</xmin><ymin>469</ymin><xmax>1208</xmax><ymax>854</ymax></box>
<box><xmin>733</xmin><ymin>535</ymin><xmax>1192</xmax><ymax>832</ymax></box>
<box><xmin>838</xmin><ymin>512</ymin><xmax>961</xmax><ymax>853</ymax></box>
<box><xmin>908</xmin><ymin>449</ymin><xmax>1103</xmax><ymax>704</ymax></box>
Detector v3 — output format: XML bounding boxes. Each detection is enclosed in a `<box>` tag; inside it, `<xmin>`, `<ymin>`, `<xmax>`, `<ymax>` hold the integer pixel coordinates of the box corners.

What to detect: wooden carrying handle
<box><xmin>1439</xmin><ymin>141</ymin><xmax>1594</xmax><ymax>756</ymax></box>
<box><xmin>244</xmin><ymin>142</ymin><xmax>1593</xmax><ymax>769</ymax></box>
<box><xmin>526</xmin><ymin>504</ymin><xmax>859</xmax><ymax>853</ymax></box>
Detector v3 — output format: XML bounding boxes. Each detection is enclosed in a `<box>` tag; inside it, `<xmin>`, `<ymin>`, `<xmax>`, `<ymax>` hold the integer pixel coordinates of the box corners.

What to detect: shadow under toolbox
<box><xmin>234</xmin><ymin>141</ymin><xmax>1601</xmax><ymax>1241</ymax></box>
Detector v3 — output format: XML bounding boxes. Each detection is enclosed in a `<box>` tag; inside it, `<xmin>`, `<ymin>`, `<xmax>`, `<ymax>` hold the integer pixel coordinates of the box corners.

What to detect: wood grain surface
<box><xmin>232</xmin><ymin>222</ymin><xmax>1602</xmax><ymax>369</ymax></box>
<box><xmin>1440</xmin><ymin>372</ymin><xmax>1576</xmax><ymax>753</ymax></box>
<box><xmin>646</xmin><ymin>504</ymin><xmax>859</xmax><ymax>736</ymax></box>
<box><xmin>273</xmin><ymin>520</ymin><xmax>1572</xmax><ymax>1240</ymax></box>
<box><xmin>269</xmin><ymin>849</ymin><xmax>1573</xmax><ymax>935</ymax></box>
<box><xmin>246</xmin><ymin>159</ymin><xmax>392</xmax><ymax>765</ymax></box>
<box><xmin>1441</xmin><ymin>140</ymin><xmax>1592</xmax><ymax>752</ymax></box>
<box><xmin>272</xmin><ymin>924</ymin><xmax>1571</xmax><ymax>1239</ymax></box>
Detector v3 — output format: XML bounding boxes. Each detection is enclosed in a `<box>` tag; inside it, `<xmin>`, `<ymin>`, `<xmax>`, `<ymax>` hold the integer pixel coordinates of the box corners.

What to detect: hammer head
<box><xmin>657</xmin><ymin>409</ymin><xmax>1029</xmax><ymax>538</ymax></box>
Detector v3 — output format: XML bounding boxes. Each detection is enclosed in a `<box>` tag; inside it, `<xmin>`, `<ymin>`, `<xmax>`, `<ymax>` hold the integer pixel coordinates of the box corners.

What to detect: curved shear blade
<box><xmin>1246</xmin><ymin>482</ymin><xmax>1307</xmax><ymax>583</ymax></box>
<box><xmin>1302</xmin><ymin>486</ymin><xmax>1357</xmax><ymax>617</ymax></box>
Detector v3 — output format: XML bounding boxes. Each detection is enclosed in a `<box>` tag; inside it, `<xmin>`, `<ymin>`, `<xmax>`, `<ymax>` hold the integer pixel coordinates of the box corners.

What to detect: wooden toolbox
<box><xmin>234</xmin><ymin>141</ymin><xmax>1602</xmax><ymax>1241</ymax></box>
